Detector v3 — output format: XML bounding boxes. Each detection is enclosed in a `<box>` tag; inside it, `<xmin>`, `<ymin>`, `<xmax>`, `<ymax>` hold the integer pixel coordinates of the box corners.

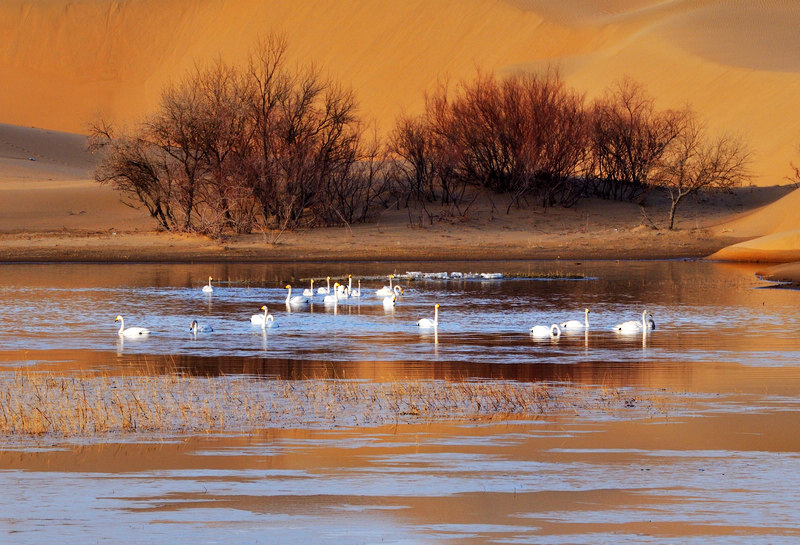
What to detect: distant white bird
<box><xmin>417</xmin><ymin>303</ymin><xmax>440</xmax><ymax>328</ymax></box>
<box><xmin>189</xmin><ymin>320</ymin><xmax>213</xmax><ymax>333</ymax></box>
<box><xmin>561</xmin><ymin>308</ymin><xmax>590</xmax><ymax>330</ymax></box>
<box><xmin>303</xmin><ymin>279</ymin><xmax>315</xmax><ymax>298</ymax></box>
<box><xmin>530</xmin><ymin>323</ymin><xmax>561</xmax><ymax>338</ymax></box>
<box><xmin>317</xmin><ymin>276</ymin><xmax>331</xmax><ymax>295</ymax></box>
<box><xmin>614</xmin><ymin>309</ymin><xmax>655</xmax><ymax>333</ymax></box>
<box><xmin>202</xmin><ymin>276</ymin><xmax>213</xmax><ymax>293</ymax></box>
<box><xmin>115</xmin><ymin>315</ymin><xmax>149</xmax><ymax>337</ymax></box>
<box><xmin>250</xmin><ymin>305</ymin><xmax>276</xmax><ymax>327</ymax></box>
<box><xmin>285</xmin><ymin>285</ymin><xmax>310</xmax><ymax>307</ymax></box>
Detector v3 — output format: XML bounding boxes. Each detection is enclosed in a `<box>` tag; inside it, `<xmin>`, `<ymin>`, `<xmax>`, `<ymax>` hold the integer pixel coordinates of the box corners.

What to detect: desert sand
<box><xmin>2</xmin><ymin>0</ymin><xmax>800</xmax><ymax>263</ymax></box>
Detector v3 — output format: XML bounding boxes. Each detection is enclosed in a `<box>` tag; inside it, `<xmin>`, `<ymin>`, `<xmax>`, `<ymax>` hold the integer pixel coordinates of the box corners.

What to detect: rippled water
<box><xmin>2</xmin><ymin>260</ymin><xmax>800</xmax><ymax>544</ymax></box>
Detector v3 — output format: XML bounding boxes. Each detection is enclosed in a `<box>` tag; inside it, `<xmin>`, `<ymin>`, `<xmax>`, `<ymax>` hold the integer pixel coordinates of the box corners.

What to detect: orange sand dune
<box><xmin>2</xmin><ymin>0</ymin><xmax>800</xmax><ymax>186</ymax></box>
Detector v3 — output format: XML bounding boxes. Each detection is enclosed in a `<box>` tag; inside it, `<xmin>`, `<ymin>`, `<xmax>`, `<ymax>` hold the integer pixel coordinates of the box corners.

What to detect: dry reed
<box><xmin>0</xmin><ymin>369</ymin><xmax>669</xmax><ymax>437</ymax></box>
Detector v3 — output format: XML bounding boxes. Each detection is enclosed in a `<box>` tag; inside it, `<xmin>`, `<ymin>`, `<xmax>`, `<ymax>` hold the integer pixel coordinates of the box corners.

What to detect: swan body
<box><xmin>202</xmin><ymin>276</ymin><xmax>213</xmax><ymax>293</ymax></box>
<box><xmin>417</xmin><ymin>303</ymin><xmax>439</xmax><ymax>328</ymax></box>
<box><xmin>375</xmin><ymin>275</ymin><xmax>396</xmax><ymax>297</ymax></box>
<box><xmin>383</xmin><ymin>294</ymin><xmax>397</xmax><ymax>308</ymax></box>
<box><xmin>350</xmin><ymin>278</ymin><xmax>361</xmax><ymax>298</ymax></box>
<box><xmin>561</xmin><ymin>308</ymin><xmax>590</xmax><ymax>330</ymax></box>
<box><xmin>189</xmin><ymin>320</ymin><xmax>213</xmax><ymax>333</ymax></box>
<box><xmin>317</xmin><ymin>276</ymin><xmax>331</xmax><ymax>295</ymax></box>
<box><xmin>285</xmin><ymin>285</ymin><xmax>310</xmax><ymax>306</ymax></box>
<box><xmin>115</xmin><ymin>315</ymin><xmax>149</xmax><ymax>337</ymax></box>
<box><xmin>614</xmin><ymin>310</ymin><xmax>655</xmax><ymax>333</ymax></box>
<box><xmin>250</xmin><ymin>306</ymin><xmax>276</xmax><ymax>327</ymax></box>
<box><xmin>530</xmin><ymin>323</ymin><xmax>561</xmax><ymax>338</ymax></box>
<box><xmin>302</xmin><ymin>279</ymin><xmax>315</xmax><ymax>298</ymax></box>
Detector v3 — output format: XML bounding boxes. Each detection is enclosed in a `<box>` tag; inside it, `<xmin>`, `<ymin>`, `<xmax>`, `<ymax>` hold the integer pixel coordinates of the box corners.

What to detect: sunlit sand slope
<box><xmin>2</xmin><ymin>0</ymin><xmax>799</xmax><ymax>186</ymax></box>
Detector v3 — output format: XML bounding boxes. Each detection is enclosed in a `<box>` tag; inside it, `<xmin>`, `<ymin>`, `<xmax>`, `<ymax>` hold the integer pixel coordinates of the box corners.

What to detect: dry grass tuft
<box><xmin>0</xmin><ymin>369</ymin><xmax>671</xmax><ymax>437</ymax></box>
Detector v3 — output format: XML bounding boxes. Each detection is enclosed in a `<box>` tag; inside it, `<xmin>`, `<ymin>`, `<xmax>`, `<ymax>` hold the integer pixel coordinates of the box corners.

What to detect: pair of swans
<box><xmin>530</xmin><ymin>308</ymin><xmax>587</xmax><ymax>338</ymax></box>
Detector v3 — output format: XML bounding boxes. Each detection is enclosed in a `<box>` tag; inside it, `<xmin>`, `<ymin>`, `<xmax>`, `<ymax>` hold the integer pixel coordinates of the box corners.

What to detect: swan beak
<box><xmin>285</xmin><ymin>284</ymin><xmax>291</xmax><ymax>289</ymax></box>
<box><xmin>261</xmin><ymin>305</ymin><xmax>267</xmax><ymax>310</ymax></box>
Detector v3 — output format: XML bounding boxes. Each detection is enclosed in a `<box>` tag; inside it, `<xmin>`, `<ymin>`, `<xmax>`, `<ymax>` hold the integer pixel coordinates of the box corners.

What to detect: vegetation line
<box><xmin>0</xmin><ymin>370</ymin><xmax>668</xmax><ymax>437</ymax></box>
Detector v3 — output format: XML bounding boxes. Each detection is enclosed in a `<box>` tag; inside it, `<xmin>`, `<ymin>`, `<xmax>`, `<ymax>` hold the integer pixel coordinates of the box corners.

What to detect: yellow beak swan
<box><xmin>417</xmin><ymin>303</ymin><xmax>439</xmax><ymax>328</ymax></box>
<box><xmin>115</xmin><ymin>315</ymin><xmax>149</xmax><ymax>337</ymax></box>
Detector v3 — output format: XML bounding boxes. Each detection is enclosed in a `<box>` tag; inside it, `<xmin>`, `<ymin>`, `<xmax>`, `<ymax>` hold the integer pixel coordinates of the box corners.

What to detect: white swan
<box><xmin>375</xmin><ymin>275</ymin><xmax>396</xmax><ymax>297</ymax></box>
<box><xmin>285</xmin><ymin>284</ymin><xmax>310</xmax><ymax>306</ymax></box>
<box><xmin>115</xmin><ymin>315</ymin><xmax>149</xmax><ymax>337</ymax></box>
<box><xmin>336</xmin><ymin>280</ymin><xmax>349</xmax><ymax>299</ymax></box>
<box><xmin>324</xmin><ymin>283</ymin><xmax>342</xmax><ymax>304</ymax></box>
<box><xmin>250</xmin><ymin>305</ymin><xmax>276</xmax><ymax>327</ymax></box>
<box><xmin>530</xmin><ymin>323</ymin><xmax>561</xmax><ymax>338</ymax></box>
<box><xmin>350</xmin><ymin>278</ymin><xmax>361</xmax><ymax>298</ymax></box>
<box><xmin>317</xmin><ymin>276</ymin><xmax>331</xmax><ymax>295</ymax></box>
<box><xmin>561</xmin><ymin>308</ymin><xmax>589</xmax><ymax>330</ymax></box>
<box><xmin>383</xmin><ymin>294</ymin><xmax>397</xmax><ymax>308</ymax></box>
<box><xmin>189</xmin><ymin>320</ymin><xmax>213</xmax><ymax>333</ymax></box>
<box><xmin>202</xmin><ymin>276</ymin><xmax>213</xmax><ymax>293</ymax></box>
<box><xmin>302</xmin><ymin>279</ymin><xmax>315</xmax><ymax>298</ymax></box>
<box><xmin>417</xmin><ymin>303</ymin><xmax>439</xmax><ymax>328</ymax></box>
<box><xmin>614</xmin><ymin>310</ymin><xmax>656</xmax><ymax>333</ymax></box>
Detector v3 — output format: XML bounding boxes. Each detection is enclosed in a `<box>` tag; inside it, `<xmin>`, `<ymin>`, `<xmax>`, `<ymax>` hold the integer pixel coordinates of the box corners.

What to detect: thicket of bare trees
<box><xmin>90</xmin><ymin>36</ymin><xmax>386</xmax><ymax>236</ymax></box>
<box><xmin>390</xmin><ymin>73</ymin><xmax>750</xmax><ymax>228</ymax></box>
<box><xmin>91</xmin><ymin>39</ymin><xmax>751</xmax><ymax>234</ymax></box>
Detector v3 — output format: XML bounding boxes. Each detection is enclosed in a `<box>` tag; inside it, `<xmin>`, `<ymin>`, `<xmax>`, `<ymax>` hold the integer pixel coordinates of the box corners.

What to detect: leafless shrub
<box><xmin>588</xmin><ymin>78</ymin><xmax>687</xmax><ymax>202</ymax></box>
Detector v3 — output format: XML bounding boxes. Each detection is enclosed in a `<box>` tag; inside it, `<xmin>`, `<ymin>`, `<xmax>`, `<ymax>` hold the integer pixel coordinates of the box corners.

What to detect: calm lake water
<box><xmin>1</xmin><ymin>260</ymin><xmax>800</xmax><ymax>544</ymax></box>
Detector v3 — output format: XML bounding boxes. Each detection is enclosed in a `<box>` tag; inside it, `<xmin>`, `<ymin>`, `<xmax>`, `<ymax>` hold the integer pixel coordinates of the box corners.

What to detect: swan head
<box><xmin>261</xmin><ymin>305</ymin><xmax>267</xmax><ymax>311</ymax></box>
<box><xmin>435</xmin><ymin>303</ymin><xmax>440</xmax><ymax>308</ymax></box>
<box><xmin>285</xmin><ymin>284</ymin><xmax>291</xmax><ymax>289</ymax></box>
<box><xmin>115</xmin><ymin>315</ymin><xmax>123</xmax><ymax>322</ymax></box>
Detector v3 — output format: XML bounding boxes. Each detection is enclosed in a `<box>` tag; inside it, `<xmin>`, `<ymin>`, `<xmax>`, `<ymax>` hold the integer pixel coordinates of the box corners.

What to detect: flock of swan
<box><xmin>114</xmin><ymin>274</ymin><xmax>656</xmax><ymax>339</ymax></box>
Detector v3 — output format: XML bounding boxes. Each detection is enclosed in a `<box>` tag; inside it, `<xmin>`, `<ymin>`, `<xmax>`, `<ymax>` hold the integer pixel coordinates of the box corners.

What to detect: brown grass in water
<box><xmin>0</xmin><ymin>369</ymin><xmax>669</xmax><ymax>437</ymax></box>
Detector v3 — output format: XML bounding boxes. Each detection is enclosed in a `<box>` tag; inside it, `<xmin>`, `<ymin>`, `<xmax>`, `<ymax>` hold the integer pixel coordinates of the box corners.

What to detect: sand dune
<box><xmin>2</xmin><ymin>0</ymin><xmax>800</xmax><ymax>186</ymax></box>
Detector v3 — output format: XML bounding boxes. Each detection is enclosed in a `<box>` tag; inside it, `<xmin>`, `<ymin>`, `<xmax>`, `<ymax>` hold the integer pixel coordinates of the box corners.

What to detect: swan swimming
<box><xmin>530</xmin><ymin>323</ymin><xmax>561</xmax><ymax>338</ymax></box>
<box><xmin>285</xmin><ymin>284</ymin><xmax>310</xmax><ymax>306</ymax></box>
<box><xmin>383</xmin><ymin>294</ymin><xmax>397</xmax><ymax>308</ymax></box>
<box><xmin>324</xmin><ymin>283</ymin><xmax>342</xmax><ymax>304</ymax></box>
<box><xmin>189</xmin><ymin>320</ymin><xmax>213</xmax><ymax>333</ymax></box>
<box><xmin>561</xmin><ymin>308</ymin><xmax>589</xmax><ymax>330</ymax></box>
<box><xmin>417</xmin><ymin>303</ymin><xmax>440</xmax><ymax>328</ymax></box>
<box><xmin>375</xmin><ymin>275</ymin><xmax>397</xmax><ymax>297</ymax></box>
<box><xmin>202</xmin><ymin>276</ymin><xmax>213</xmax><ymax>293</ymax></box>
<box><xmin>250</xmin><ymin>305</ymin><xmax>276</xmax><ymax>327</ymax></box>
<box><xmin>317</xmin><ymin>276</ymin><xmax>331</xmax><ymax>295</ymax></box>
<box><xmin>350</xmin><ymin>277</ymin><xmax>361</xmax><ymax>298</ymax></box>
<box><xmin>115</xmin><ymin>315</ymin><xmax>149</xmax><ymax>337</ymax></box>
<box><xmin>303</xmin><ymin>279</ymin><xmax>315</xmax><ymax>298</ymax></box>
<box><xmin>614</xmin><ymin>310</ymin><xmax>655</xmax><ymax>333</ymax></box>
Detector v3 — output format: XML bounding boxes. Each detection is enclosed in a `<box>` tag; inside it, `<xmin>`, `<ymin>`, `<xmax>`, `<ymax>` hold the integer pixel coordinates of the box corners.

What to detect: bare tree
<box><xmin>88</xmin><ymin>121</ymin><xmax>175</xmax><ymax>231</ymax></box>
<box><xmin>589</xmin><ymin>78</ymin><xmax>686</xmax><ymax>201</ymax></box>
<box><xmin>654</xmin><ymin>113</ymin><xmax>751</xmax><ymax>229</ymax></box>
